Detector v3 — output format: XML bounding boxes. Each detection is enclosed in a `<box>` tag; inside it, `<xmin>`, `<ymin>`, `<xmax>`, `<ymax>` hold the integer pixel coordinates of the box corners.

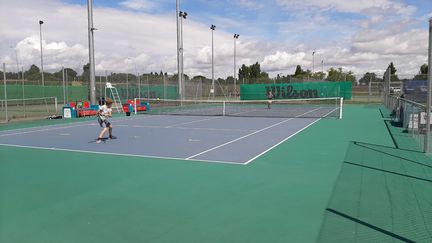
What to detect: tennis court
<box><xmin>0</xmin><ymin>104</ymin><xmax>336</xmax><ymax>165</ymax></box>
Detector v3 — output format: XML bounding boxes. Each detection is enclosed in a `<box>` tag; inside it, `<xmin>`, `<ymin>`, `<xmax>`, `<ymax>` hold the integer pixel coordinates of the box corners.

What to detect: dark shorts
<box><xmin>98</xmin><ymin>117</ymin><xmax>111</xmax><ymax>128</ymax></box>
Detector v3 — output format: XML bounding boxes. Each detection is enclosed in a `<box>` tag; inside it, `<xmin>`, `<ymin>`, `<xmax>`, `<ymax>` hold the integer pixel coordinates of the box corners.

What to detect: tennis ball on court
<box><xmin>157</xmin><ymin>98</ymin><xmax>160</xmax><ymax>100</ymax></box>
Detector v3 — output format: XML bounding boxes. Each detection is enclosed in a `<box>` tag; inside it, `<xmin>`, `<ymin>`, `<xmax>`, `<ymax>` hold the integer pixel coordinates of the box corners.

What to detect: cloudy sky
<box><xmin>1</xmin><ymin>0</ymin><xmax>431</xmax><ymax>78</ymax></box>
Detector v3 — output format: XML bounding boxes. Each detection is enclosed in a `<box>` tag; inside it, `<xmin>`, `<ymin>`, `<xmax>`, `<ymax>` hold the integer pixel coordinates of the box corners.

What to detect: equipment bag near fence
<box><xmin>240</xmin><ymin>82</ymin><xmax>352</xmax><ymax>100</ymax></box>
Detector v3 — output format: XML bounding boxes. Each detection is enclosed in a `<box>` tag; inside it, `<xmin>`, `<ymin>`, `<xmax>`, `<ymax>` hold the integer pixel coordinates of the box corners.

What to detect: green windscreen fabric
<box><xmin>116</xmin><ymin>85</ymin><xmax>178</xmax><ymax>100</ymax></box>
<box><xmin>240</xmin><ymin>82</ymin><xmax>352</xmax><ymax>100</ymax></box>
<box><xmin>0</xmin><ymin>85</ymin><xmax>88</xmax><ymax>101</ymax></box>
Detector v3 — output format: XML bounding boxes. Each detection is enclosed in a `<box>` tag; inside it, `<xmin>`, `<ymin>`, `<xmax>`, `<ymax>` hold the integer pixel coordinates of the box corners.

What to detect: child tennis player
<box><xmin>267</xmin><ymin>90</ymin><xmax>274</xmax><ymax>109</ymax></box>
<box><xmin>96</xmin><ymin>98</ymin><xmax>116</xmax><ymax>144</ymax></box>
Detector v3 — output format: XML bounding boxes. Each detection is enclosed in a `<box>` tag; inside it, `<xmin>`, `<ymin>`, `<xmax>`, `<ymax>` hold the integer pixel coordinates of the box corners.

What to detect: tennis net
<box><xmin>134</xmin><ymin>97</ymin><xmax>343</xmax><ymax>119</ymax></box>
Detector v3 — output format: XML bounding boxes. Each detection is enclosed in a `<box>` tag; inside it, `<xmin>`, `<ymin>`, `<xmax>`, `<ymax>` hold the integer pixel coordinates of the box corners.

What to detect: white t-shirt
<box><xmin>99</xmin><ymin>105</ymin><xmax>112</xmax><ymax>120</ymax></box>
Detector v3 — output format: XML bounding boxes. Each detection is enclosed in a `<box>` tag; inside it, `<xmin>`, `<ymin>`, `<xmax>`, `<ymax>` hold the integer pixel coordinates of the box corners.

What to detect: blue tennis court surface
<box><xmin>0</xmin><ymin>114</ymin><xmax>325</xmax><ymax>164</ymax></box>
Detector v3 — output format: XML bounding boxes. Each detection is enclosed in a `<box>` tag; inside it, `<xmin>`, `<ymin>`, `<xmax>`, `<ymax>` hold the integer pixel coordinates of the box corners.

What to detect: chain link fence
<box><xmin>384</xmin><ymin>72</ymin><xmax>430</xmax><ymax>152</ymax></box>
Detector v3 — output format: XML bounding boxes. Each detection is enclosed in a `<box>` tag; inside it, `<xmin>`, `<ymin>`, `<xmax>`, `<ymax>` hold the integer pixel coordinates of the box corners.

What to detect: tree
<box><xmin>192</xmin><ymin>75</ymin><xmax>207</xmax><ymax>80</ymax></box>
<box><xmin>326</xmin><ymin>68</ymin><xmax>356</xmax><ymax>82</ymax></box>
<box><xmin>292</xmin><ymin>65</ymin><xmax>315</xmax><ymax>80</ymax></box>
<box><xmin>53</xmin><ymin>69</ymin><xmax>64</xmax><ymax>81</ymax></box>
<box><xmin>359</xmin><ymin>72</ymin><xmax>382</xmax><ymax>84</ymax></box>
<box><xmin>420</xmin><ymin>64</ymin><xmax>428</xmax><ymax>74</ymax></box>
<box><xmin>294</xmin><ymin>65</ymin><xmax>305</xmax><ymax>76</ymax></box>
<box><xmin>311</xmin><ymin>72</ymin><xmax>326</xmax><ymax>80</ymax></box>
<box><xmin>384</xmin><ymin>62</ymin><xmax>399</xmax><ymax>82</ymax></box>
<box><xmin>64</xmin><ymin>68</ymin><xmax>78</xmax><ymax>81</ymax></box>
<box><xmin>250</xmin><ymin>62</ymin><xmax>261</xmax><ymax>78</ymax></box>
<box><xmin>24</xmin><ymin>64</ymin><xmax>42</xmax><ymax>81</ymax></box>
<box><xmin>81</xmin><ymin>63</ymin><xmax>90</xmax><ymax>81</ymax></box>
<box><xmin>226</xmin><ymin>76</ymin><xmax>234</xmax><ymax>84</ymax></box>
<box><xmin>238</xmin><ymin>64</ymin><xmax>250</xmax><ymax>80</ymax></box>
<box><xmin>238</xmin><ymin>62</ymin><xmax>270</xmax><ymax>84</ymax></box>
<box><xmin>414</xmin><ymin>64</ymin><xmax>428</xmax><ymax>80</ymax></box>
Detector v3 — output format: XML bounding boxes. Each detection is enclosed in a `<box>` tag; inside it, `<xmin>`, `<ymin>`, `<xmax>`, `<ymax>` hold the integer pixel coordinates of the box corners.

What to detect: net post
<box><xmin>134</xmin><ymin>98</ymin><xmax>137</xmax><ymax>115</ymax></box>
<box><xmin>339</xmin><ymin>97</ymin><xmax>343</xmax><ymax>119</ymax></box>
<box><xmin>222</xmin><ymin>101</ymin><xmax>226</xmax><ymax>116</ymax></box>
<box><xmin>54</xmin><ymin>97</ymin><xmax>58</xmax><ymax>112</ymax></box>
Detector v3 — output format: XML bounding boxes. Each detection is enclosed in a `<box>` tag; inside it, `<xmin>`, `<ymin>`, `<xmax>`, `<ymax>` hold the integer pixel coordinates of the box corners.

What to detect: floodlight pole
<box><xmin>39</xmin><ymin>20</ymin><xmax>45</xmax><ymax>88</ymax></box>
<box><xmin>65</xmin><ymin>69</ymin><xmax>68</xmax><ymax>101</ymax></box>
<box><xmin>211</xmin><ymin>24</ymin><xmax>216</xmax><ymax>99</ymax></box>
<box><xmin>13</xmin><ymin>48</ymin><xmax>20</xmax><ymax>84</ymax></box>
<box><xmin>321</xmin><ymin>60</ymin><xmax>324</xmax><ymax>73</ymax></box>
<box><xmin>22</xmin><ymin>67</ymin><xmax>25</xmax><ymax>101</ymax></box>
<box><xmin>425</xmin><ymin>18</ymin><xmax>432</xmax><ymax>153</ymax></box>
<box><xmin>176</xmin><ymin>0</ymin><xmax>182</xmax><ymax>100</ymax></box>
<box><xmin>126</xmin><ymin>72</ymin><xmax>129</xmax><ymax>100</ymax></box>
<box><xmin>138</xmin><ymin>72</ymin><xmax>141</xmax><ymax>98</ymax></box>
<box><xmin>233</xmin><ymin>34</ymin><xmax>239</xmax><ymax>96</ymax></box>
<box><xmin>181</xmin><ymin>16</ymin><xmax>184</xmax><ymax>99</ymax></box>
<box><xmin>87</xmin><ymin>0</ymin><xmax>96</xmax><ymax>105</ymax></box>
<box><xmin>3</xmin><ymin>63</ymin><xmax>8</xmax><ymax>122</ymax></box>
<box><xmin>312</xmin><ymin>51</ymin><xmax>315</xmax><ymax>74</ymax></box>
<box><xmin>105</xmin><ymin>70</ymin><xmax>108</xmax><ymax>98</ymax></box>
<box><xmin>179</xmin><ymin>11</ymin><xmax>187</xmax><ymax>100</ymax></box>
<box><xmin>99</xmin><ymin>74</ymin><xmax>102</xmax><ymax>99</ymax></box>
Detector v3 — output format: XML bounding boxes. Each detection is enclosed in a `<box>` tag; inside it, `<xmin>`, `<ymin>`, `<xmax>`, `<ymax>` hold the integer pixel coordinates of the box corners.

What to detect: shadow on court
<box><xmin>316</xmin><ymin>141</ymin><xmax>432</xmax><ymax>242</ymax></box>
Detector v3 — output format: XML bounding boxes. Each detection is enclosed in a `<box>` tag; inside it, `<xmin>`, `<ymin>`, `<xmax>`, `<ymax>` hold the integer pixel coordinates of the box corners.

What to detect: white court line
<box><xmin>164</xmin><ymin>116</ymin><xmax>221</xmax><ymax>128</ymax></box>
<box><xmin>0</xmin><ymin>114</ymin><xmax>171</xmax><ymax>137</ymax></box>
<box><xmin>0</xmin><ymin>114</ymin><xmax>161</xmax><ymax>135</ymax></box>
<box><xmin>0</xmin><ymin>143</ymin><xmax>245</xmax><ymax>166</ymax></box>
<box><xmin>0</xmin><ymin>123</ymin><xmax>99</xmax><ymax>137</ymax></box>
<box><xmin>163</xmin><ymin>109</ymin><xmax>261</xmax><ymax>128</ymax></box>
<box><xmin>244</xmin><ymin>107</ymin><xmax>340</xmax><ymax>165</ymax></box>
<box><xmin>185</xmin><ymin>108</ymin><xmax>322</xmax><ymax>160</ymax></box>
<box><xmin>119</xmin><ymin>124</ymin><xmax>256</xmax><ymax>132</ymax></box>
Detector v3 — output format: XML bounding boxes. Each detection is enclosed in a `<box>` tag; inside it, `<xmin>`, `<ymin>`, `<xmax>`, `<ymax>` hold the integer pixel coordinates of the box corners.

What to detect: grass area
<box><xmin>0</xmin><ymin>105</ymin><xmax>397</xmax><ymax>242</ymax></box>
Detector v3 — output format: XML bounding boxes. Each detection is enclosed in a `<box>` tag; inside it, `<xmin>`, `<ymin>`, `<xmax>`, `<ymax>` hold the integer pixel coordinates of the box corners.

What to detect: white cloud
<box><xmin>236</xmin><ymin>0</ymin><xmax>263</xmax><ymax>10</ymax></box>
<box><xmin>276</xmin><ymin>0</ymin><xmax>416</xmax><ymax>16</ymax></box>
<box><xmin>261</xmin><ymin>51</ymin><xmax>309</xmax><ymax>72</ymax></box>
<box><xmin>0</xmin><ymin>0</ymin><xmax>429</xmax><ymax>80</ymax></box>
<box><xmin>352</xmin><ymin>29</ymin><xmax>427</xmax><ymax>55</ymax></box>
<box><xmin>119</xmin><ymin>0</ymin><xmax>157</xmax><ymax>11</ymax></box>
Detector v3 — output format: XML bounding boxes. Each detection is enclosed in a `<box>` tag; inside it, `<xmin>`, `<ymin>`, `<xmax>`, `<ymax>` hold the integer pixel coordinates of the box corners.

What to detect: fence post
<box><xmin>368</xmin><ymin>77</ymin><xmax>371</xmax><ymax>103</ymax></box>
<box><xmin>386</xmin><ymin>67</ymin><xmax>391</xmax><ymax>108</ymax></box>
<box><xmin>425</xmin><ymin>18</ymin><xmax>432</xmax><ymax>153</ymax></box>
<box><xmin>62</xmin><ymin>67</ymin><xmax>66</xmax><ymax>106</ymax></box>
<box><xmin>3</xmin><ymin>63</ymin><xmax>8</xmax><ymax>122</ymax></box>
